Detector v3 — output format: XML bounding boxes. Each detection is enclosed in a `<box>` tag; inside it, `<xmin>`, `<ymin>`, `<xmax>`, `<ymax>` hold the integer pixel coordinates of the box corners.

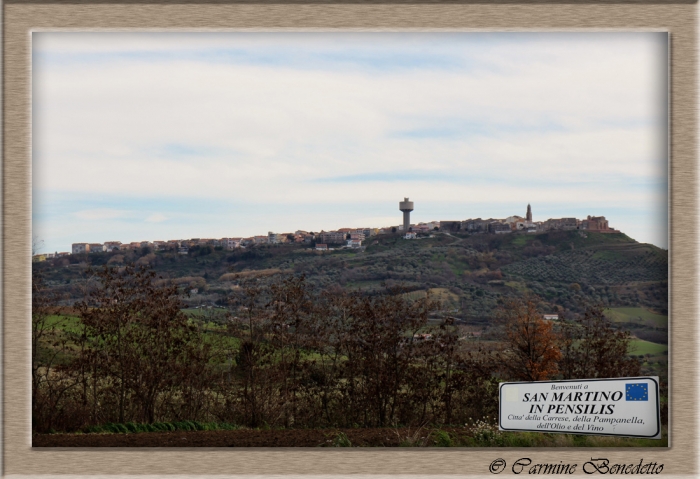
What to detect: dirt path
<box><xmin>33</xmin><ymin>427</ymin><xmax>462</xmax><ymax>447</ymax></box>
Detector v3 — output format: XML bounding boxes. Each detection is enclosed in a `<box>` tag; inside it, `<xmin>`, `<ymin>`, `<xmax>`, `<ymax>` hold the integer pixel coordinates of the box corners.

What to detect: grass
<box><xmin>433</xmin><ymin>430</ymin><xmax>454</xmax><ymax>447</ymax></box>
<box><xmin>510</xmin><ymin>235</ymin><xmax>529</xmax><ymax>247</ymax></box>
<box><xmin>404</xmin><ymin>288</ymin><xmax>459</xmax><ymax>303</ymax></box>
<box><xmin>331</xmin><ymin>431</ymin><xmax>352</xmax><ymax>447</ymax></box>
<box><xmin>44</xmin><ymin>314</ymin><xmax>82</xmax><ymax>333</ymax></box>
<box><xmin>182</xmin><ymin>308</ymin><xmax>227</xmax><ymax>318</ymax></box>
<box><xmin>82</xmin><ymin>421</ymin><xmax>240</xmax><ymax>434</ymax></box>
<box><xmin>40</xmin><ymin>313</ymin><xmax>242</xmax><ymax>367</ymax></box>
<box><xmin>455</xmin><ymin>421</ymin><xmax>668</xmax><ymax>447</ymax></box>
<box><xmin>345</xmin><ymin>280</ymin><xmax>384</xmax><ymax>291</ymax></box>
<box><xmin>629</xmin><ymin>339</ymin><xmax>668</xmax><ymax>356</ymax></box>
<box><xmin>403</xmin><ymin>288</ymin><xmax>461</xmax><ymax>311</ymax></box>
<box><xmin>605</xmin><ymin>307</ymin><xmax>668</xmax><ymax>328</ymax></box>
<box><xmin>504</xmin><ymin>281</ymin><xmax>529</xmax><ymax>293</ymax></box>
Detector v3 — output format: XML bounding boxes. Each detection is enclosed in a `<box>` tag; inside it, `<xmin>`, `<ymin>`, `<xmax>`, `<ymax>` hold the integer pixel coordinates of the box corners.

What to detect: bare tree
<box><xmin>559</xmin><ymin>305</ymin><xmax>641</xmax><ymax>380</ymax></box>
<box><xmin>75</xmin><ymin>264</ymin><xmax>209</xmax><ymax>424</ymax></box>
<box><xmin>32</xmin><ymin>271</ymin><xmax>80</xmax><ymax>431</ymax></box>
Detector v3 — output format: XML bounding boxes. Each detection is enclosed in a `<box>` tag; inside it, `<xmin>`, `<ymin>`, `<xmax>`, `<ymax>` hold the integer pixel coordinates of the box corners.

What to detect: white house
<box><xmin>104</xmin><ymin>241</ymin><xmax>122</xmax><ymax>252</ymax></box>
<box><xmin>221</xmin><ymin>238</ymin><xmax>242</xmax><ymax>250</ymax></box>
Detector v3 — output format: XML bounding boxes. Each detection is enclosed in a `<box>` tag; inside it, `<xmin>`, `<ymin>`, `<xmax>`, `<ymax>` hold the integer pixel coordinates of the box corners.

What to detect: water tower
<box><xmin>399</xmin><ymin>197</ymin><xmax>414</xmax><ymax>233</ymax></box>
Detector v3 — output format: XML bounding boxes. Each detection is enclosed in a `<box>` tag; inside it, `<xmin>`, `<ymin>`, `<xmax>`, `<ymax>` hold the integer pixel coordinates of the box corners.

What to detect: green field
<box><xmin>504</xmin><ymin>281</ymin><xmax>529</xmax><ymax>293</ymax></box>
<box><xmin>403</xmin><ymin>288</ymin><xmax>459</xmax><ymax>306</ymax></box>
<box><xmin>510</xmin><ymin>235</ymin><xmax>529</xmax><ymax>247</ymax></box>
<box><xmin>345</xmin><ymin>280</ymin><xmax>385</xmax><ymax>291</ymax></box>
<box><xmin>629</xmin><ymin>339</ymin><xmax>668</xmax><ymax>356</ymax></box>
<box><xmin>45</xmin><ymin>314</ymin><xmax>82</xmax><ymax>333</ymax></box>
<box><xmin>604</xmin><ymin>307</ymin><xmax>667</xmax><ymax>328</ymax></box>
<box><xmin>182</xmin><ymin>307</ymin><xmax>229</xmax><ymax>320</ymax></box>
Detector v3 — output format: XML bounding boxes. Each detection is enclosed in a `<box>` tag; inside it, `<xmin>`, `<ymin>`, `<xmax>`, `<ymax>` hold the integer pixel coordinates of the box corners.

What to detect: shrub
<box><xmin>192</xmin><ymin>421</ymin><xmax>205</xmax><ymax>431</ymax></box>
<box><xmin>469</xmin><ymin>418</ymin><xmax>503</xmax><ymax>446</ymax></box>
<box><xmin>433</xmin><ymin>430</ymin><xmax>453</xmax><ymax>447</ymax></box>
<box><xmin>332</xmin><ymin>432</ymin><xmax>352</xmax><ymax>447</ymax></box>
<box><xmin>125</xmin><ymin>422</ymin><xmax>139</xmax><ymax>433</ymax></box>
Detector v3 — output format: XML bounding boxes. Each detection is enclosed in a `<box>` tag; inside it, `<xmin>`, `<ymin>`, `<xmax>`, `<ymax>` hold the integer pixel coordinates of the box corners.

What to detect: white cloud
<box><xmin>72</xmin><ymin>209</ymin><xmax>129</xmax><ymax>220</ymax></box>
<box><xmin>32</xmin><ymin>33</ymin><xmax>668</xmax><ymax>250</ymax></box>
<box><xmin>145</xmin><ymin>213</ymin><xmax>167</xmax><ymax>223</ymax></box>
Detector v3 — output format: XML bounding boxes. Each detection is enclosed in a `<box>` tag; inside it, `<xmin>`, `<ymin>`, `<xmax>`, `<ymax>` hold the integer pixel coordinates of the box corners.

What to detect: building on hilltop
<box><xmin>71</xmin><ymin>243</ymin><xmax>89</xmax><ymax>254</ymax></box>
<box><xmin>221</xmin><ymin>238</ymin><xmax>242</xmax><ymax>250</ymax></box>
<box><xmin>320</xmin><ymin>231</ymin><xmax>346</xmax><ymax>244</ymax></box>
<box><xmin>439</xmin><ymin>221</ymin><xmax>461</xmax><ymax>232</ymax></box>
<box><xmin>196</xmin><ymin>238</ymin><xmax>217</xmax><ymax>246</ymax></box>
<box><xmin>526</xmin><ymin>203</ymin><xmax>532</xmax><ymax>222</ymax></box>
<box><xmin>89</xmin><ymin>243</ymin><xmax>105</xmax><ymax>253</ymax></box>
<box><xmin>504</xmin><ymin>216</ymin><xmax>525</xmax><ymax>231</ymax></box>
<box><xmin>462</xmin><ymin>218</ymin><xmax>489</xmax><ymax>233</ymax></box>
<box><xmin>580</xmin><ymin>215</ymin><xmax>620</xmax><ymax>233</ymax></box>
<box><xmin>266</xmin><ymin>233</ymin><xmax>292</xmax><ymax>244</ymax></box>
<box><xmin>489</xmin><ymin>222</ymin><xmax>512</xmax><ymax>234</ymax></box>
<box><xmin>543</xmin><ymin>218</ymin><xmax>579</xmax><ymax>231</ymax></box>
<box><xmin>104</xmin><ymin>241</ymin><xmax>122</xmax><ymax>252</ymax></box>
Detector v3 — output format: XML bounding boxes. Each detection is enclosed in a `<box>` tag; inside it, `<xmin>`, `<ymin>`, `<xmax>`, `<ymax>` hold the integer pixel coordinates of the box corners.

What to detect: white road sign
<box><xmin>499</xmin><ymin>377</ymin><xmax>661</xmax><ymax>439</ymax></box>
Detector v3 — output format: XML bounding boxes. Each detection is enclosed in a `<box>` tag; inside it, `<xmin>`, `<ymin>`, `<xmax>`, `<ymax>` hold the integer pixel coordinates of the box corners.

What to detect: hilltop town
<box><xmin>33</xmin><ymin>202</ymin><xmax>619</xmax><ymax>261</ymax></box>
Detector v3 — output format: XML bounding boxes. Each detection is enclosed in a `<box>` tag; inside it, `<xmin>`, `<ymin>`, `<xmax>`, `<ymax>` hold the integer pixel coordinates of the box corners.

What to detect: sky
<box><xmin>32</xmin><ymin>32</ymin><xmax>668</xmax><ymax>253</ymax></box>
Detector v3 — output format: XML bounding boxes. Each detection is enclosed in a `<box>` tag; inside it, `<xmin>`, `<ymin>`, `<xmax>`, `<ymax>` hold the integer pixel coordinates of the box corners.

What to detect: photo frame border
<box><xmin>3</xmin><ymin>2</ymin><xmax>696</xmax><ymax>476</ymax></box>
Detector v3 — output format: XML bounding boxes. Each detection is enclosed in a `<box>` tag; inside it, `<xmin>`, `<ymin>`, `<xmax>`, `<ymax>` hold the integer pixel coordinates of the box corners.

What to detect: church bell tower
<box><xmin>526</xmin><ymin>204</ymin><xmax>532</xmax><ymax>222</ymax></box>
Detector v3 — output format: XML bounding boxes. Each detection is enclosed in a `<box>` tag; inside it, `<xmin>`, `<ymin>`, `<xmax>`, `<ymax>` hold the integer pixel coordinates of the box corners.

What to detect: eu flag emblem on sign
<box><xmin>626</xmin><ymin>383</ymin><xmax>648</xmax><ymax>401</ymax></box>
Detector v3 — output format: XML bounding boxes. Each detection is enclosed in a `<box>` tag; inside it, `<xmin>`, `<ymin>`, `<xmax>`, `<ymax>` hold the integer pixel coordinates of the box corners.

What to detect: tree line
<box><xmin>33</xmin><ymin>264</ymin><xmax>642</xmax><ymax>433</ymax></box>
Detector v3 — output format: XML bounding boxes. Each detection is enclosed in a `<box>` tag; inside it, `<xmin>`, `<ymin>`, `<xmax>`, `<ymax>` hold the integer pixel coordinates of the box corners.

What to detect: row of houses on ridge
<box><xmin>62</xmin><ymin>205</ymin><xmax>618</xmax><ymax>256</ymax></box>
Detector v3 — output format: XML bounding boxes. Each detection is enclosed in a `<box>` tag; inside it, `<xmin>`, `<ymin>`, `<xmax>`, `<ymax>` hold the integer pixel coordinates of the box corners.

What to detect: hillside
<box><xmin>35</xmin><ymin>230</ymin><xmax>668</xmax><ymax>322</ymax></box>
<box><xmin>32</xmin><ymin>229</ymin><xmax>670</xmax><ymax>434</ymax></box>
